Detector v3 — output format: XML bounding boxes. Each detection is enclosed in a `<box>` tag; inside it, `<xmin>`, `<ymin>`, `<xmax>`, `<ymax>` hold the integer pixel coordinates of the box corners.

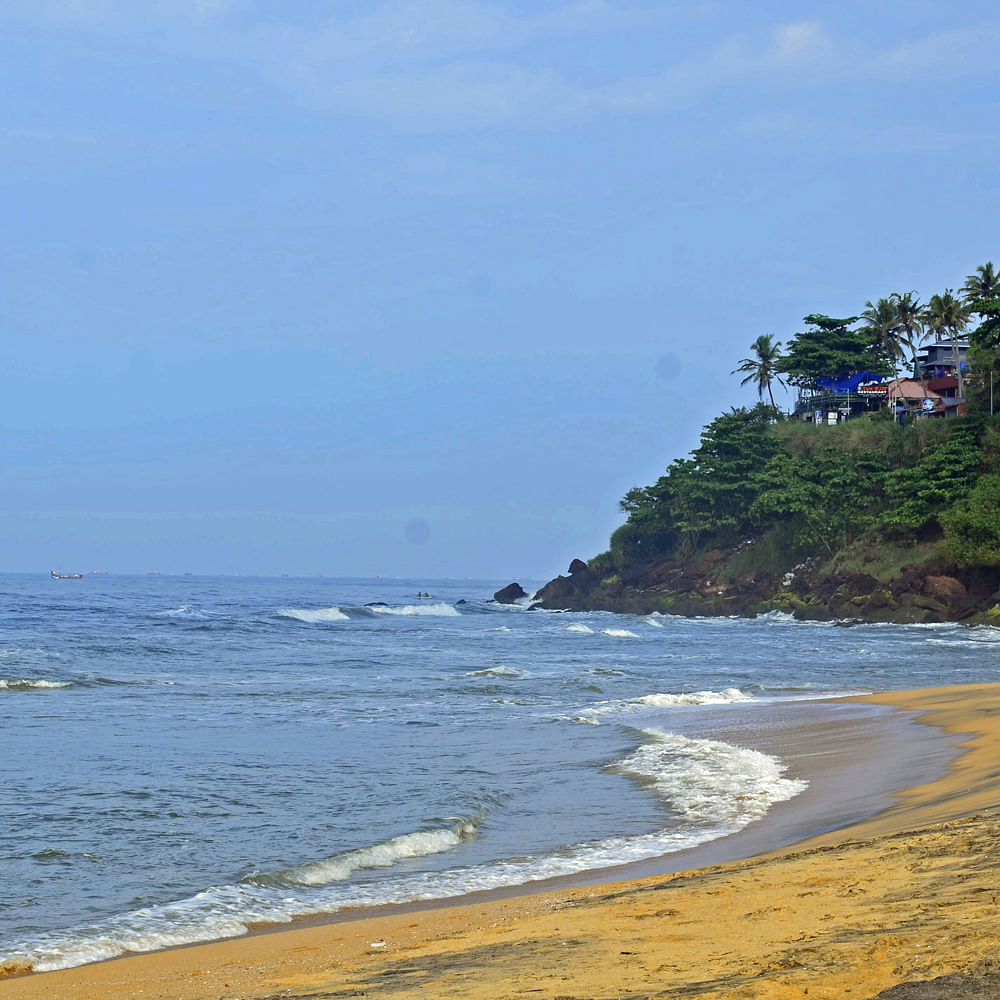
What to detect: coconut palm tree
<box><xmin>732</xmin><ymin>334</ymin><xmax>787</xmax><ymax>408</ymax></box>
<box><xmin>924</xmin><ymin>290</ymin><xmax>973</xmax><ymax>398</ymax></box>
<box><xmin>891</xmin><ymin>291</ymin><xmax>929</xmax><ymax>399</ymax></box>
<box><xmin>962</xmin><ymin>261</ymin><xmax>1000</xmax><ymax>309</ymax></box>
<box><xmin>860</xmin><ymin>296</ymin><xmax>905</xmax><ymax>378</ymax></box>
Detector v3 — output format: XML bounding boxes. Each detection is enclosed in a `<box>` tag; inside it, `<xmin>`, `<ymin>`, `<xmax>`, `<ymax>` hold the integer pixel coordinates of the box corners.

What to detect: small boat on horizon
<box><xmin>51</xmin><ymin>570</ymin><xmax>84</xmax><ymax>580</ymax></box>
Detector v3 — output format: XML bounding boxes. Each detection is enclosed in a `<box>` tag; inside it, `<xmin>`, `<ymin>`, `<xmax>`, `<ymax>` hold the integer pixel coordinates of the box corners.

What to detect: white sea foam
<box><xmin>368</xmin><ymin>603</ymin><xmax>460</xmax><ymax>617</ymax></box>
<box><xmin>277</xmin><ymin>606</ymin><xmax>350</xmax><ymax>623</ymax></box>
<box><xmin>635</xmin><ymin>688</ymin><xmax>752</xmax><ymax>708</ymax></box>
<box><xmin>755</xmin><ymin>610</ymin><xmax>799</xmax><ymax>623</ymax></box>
<box><xmin>565</xmin><ymin>623</ymin><xmax>595</xmax><ymax>633</ymax></box>
<box><xmin>4</xmin><ymin>817</ymin><xmax>481</xmax><ymax>972</ymax></box>
<box><xmin>617</xmin><ymin>728</ymin><xmax>806</xmax><ymax>827</ymax></box>
<box><xmin>642</xmin><ymin>616</ymin><xmax>664</xmax><ymax>628</ymax></box>
<box><xmin>574</xmin><ymin>688</ymin><xmax>753</xmax><ymax>724</ymax></box>
<box><xmin>158</xmin><ymin>605</ymin><xmax>211</xmax><ymax>619</ymax></box>
<box><xmin>466</xmin><ymin>666</ymin><xmax>529</xmax><ymax>678</ymax></box>
<box><xmin>601</xmin><ymin>628</ymin><xmax>639</xmax><ymax>638</ymax></box>
<box><xmin>0</xmin><ymin>678</ymin><xmax>72</xmax><ymax>691</ymax></box>
<box><xmin>284</xmin><ymin>818</ymin><xmax>480</xmax><ymax>886</ymax></box>
<box><xmin>927</xmin><ymin>625</ymin><xmax>1000</xmax><ymax>644</ymax></box>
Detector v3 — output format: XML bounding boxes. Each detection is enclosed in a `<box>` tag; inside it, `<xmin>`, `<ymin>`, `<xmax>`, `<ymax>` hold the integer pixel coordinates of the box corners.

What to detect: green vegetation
<box><xmin>610</xmin><ymin>261</ymin><xmax>1000</xmax><ymax>584</ymax></box>
<box><xmin>775</xmin><ymin>314</ymin><xmax>891</xmax><ymax>389</ymax></box>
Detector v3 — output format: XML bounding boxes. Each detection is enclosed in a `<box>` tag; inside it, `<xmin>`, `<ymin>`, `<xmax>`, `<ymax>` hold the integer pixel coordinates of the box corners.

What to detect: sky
<box><xmin>2</xmin><ymin>0</ymin><xmax>998</xmax><ymax>579</ymax></box>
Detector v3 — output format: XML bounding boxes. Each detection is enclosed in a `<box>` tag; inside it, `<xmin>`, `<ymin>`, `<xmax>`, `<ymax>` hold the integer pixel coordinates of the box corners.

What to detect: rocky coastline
<box><xmin>502</xmin><ymin>551</ymin><xmax>1000</xmax><ymax>626</ymax></box>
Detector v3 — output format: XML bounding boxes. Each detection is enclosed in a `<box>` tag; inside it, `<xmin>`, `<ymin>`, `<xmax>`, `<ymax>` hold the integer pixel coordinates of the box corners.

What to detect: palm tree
<box><xmin>732</xmin><ymin>334</ymin><xmax>786</xmax><ymax>408</ymax></box>
<box><xmin>924</xmin><ymin>290</ymin><xmax>972</xmax><ymax>398</ymax></box>
<box><xmin>962</xmin><ymin>261</ymin><xmax>1000</xmax><ymax>309</ymax></box>
<box><xmin>860</xmin><ymin>296</ymin><xmax>905</xmax><ymax>378</ymax></box>
<box><xmin>891</xmin><ymin>291</ymin><xmax>929</xmax><ymax>400</ymax></box>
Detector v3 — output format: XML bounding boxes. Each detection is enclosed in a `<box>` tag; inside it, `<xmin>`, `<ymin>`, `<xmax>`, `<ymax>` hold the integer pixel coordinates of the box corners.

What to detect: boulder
<box><xmin>493</xmin><ymin>582</ymin><xmax>528</xmax><ymax>604</ymax></box>
<box><xmin>568</xmin><ymin>558</ymin><xmax>590</xmax><ymax>576</ymax></box>
<box><xmin>924</xmin><ymin>575</ymin><xmax>969</xmax><ymax>604</ymax></box>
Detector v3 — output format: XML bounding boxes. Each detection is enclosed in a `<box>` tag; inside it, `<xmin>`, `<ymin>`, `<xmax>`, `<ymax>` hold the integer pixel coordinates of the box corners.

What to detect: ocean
<box><xmin>2</xmin><ymin>572</ymin><xmax>999</xmax><ymax>973</ymax></box>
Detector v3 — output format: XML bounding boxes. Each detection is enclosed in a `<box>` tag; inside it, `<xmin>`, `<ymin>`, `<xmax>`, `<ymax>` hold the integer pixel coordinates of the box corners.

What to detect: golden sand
<box><xmin>4</xmin><ymin>684</ymin><xmax>1000</xmax><ymax>1000</ymax></box>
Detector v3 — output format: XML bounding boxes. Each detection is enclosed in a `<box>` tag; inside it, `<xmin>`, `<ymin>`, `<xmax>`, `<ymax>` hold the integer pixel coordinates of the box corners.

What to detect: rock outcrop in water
<box><xmin>493</xmin><ymin>582</ymin><xmax>529</xmax><ymax>604</ymax></box>
<box><xmin>533</xmin><ymin>552</ymin><xmax>1000</xmax><ymax>625</ymax></box>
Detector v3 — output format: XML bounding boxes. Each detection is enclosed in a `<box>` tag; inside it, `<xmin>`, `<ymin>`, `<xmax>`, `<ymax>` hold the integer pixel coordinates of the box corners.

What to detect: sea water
<box><xmin>2</xmin><ymin>572</ymin><xmax>999</xmax><ymax>972</ymax></box>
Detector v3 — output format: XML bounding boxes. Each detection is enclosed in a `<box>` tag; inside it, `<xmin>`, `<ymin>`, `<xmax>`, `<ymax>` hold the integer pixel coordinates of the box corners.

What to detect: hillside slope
<box><xmin>533</xmin><ymin>407</ymin><xmax>1000</xmax><ymax>624</ymax></box>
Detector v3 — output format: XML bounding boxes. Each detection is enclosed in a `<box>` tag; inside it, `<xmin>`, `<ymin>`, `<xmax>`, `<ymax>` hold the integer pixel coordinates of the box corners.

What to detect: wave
<box><xmin>277</xmin><ymin>607</ymin><xmax>350</xmax><ymax>623</ymax></box>
<box><xmin>271</xmin><ymin>817</ymin><xmax>481</xmax><ymax>887</ymax></box>
<box><xmin>635</xmin><ymin>688</ymin><xmax>752</xmax><ymax>708</ymax></box>
<box><xmin>0</xmin><ymin>678</ymin><xmax>72</xmax><ymax>691</ymax></box>
<box><xmin>926</xmin><ymin>625</ymin><xmax>1000</xmax><ymax>645</ymax></box>
<box><xmin>565</xmin><ymin>623</ymin><xmax>594</xmax><ymax>633</ymax></box>
<box><xmin>157</xmin><ymin>605</ymin><xmax>210</xmax><ymax>619</ymax></box>
<box><xmin>571</xmin><ymin>687</ymin><xmax>753</xmax><ymax>725</ymax></box>
<box><xmin>3</xmin><ymin>815</ymin><xmax>483</xmax><ymax>973</ymax></box>
<box><xmin>465</xmin><ymin>666</ymin><xmax>529</xmax><ymax>679</ymax></box>
<box><xmin>367</xmin><ymin>603</ymin><xmax>460</xmax><ymax>618</ymax></box>
<box><xmin>1</xmin><ymin>718</ymin><xmax>806</xmax><ymax>976</ymax></box>
<box><xmin>0</xmin><ymin>730</ymin><xmax>805</xmax><ymax>975</ymax></box>
<box><xmin>615</xmin><ymin>728</ymin><xmax>807</xmax><ymax>827</ymax></box>
<box><xmin>601</xmin><ymin>628</ymin><xmax>639</xmax><ymax>638</ymax></box>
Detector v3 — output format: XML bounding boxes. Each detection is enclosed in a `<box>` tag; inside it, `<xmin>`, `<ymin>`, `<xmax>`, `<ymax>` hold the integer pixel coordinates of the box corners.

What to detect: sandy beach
<box><xmin>5</xmin><ymin>684</ymin><xmax>1000</xmax><ymax>1000</ymax></box>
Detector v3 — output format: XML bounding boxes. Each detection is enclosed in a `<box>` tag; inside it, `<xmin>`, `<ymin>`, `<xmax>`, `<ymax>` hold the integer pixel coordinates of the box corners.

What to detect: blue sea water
<box><xmin>2</xmin><ymin>572</ymin><xmax>999</xmax><ymax>972</ymax></box>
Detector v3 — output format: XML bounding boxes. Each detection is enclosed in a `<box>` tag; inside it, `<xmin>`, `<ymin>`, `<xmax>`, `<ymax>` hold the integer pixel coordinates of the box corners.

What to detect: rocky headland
<box><xmin>522</xmin><ymin>549</ymin><xmax>1000</xmax><ymax>625</ymax></box>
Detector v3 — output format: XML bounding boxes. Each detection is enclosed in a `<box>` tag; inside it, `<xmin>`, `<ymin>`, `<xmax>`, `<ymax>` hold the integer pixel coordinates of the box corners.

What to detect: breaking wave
<box><xmin>0</xmin><ymin>678</ymin><xmax>72</xmax><ymax>691</ymax></box>
<box><xmin>277</xmin><ymin>607</ymin><xmax>350</xmax><ymax>623</ymax></box>
<box><xmin>615</xmin><ymin>728</ymin><xmax>807</xmax><ymax>827</ymax></box>
<box><xmin>270</xmin><ymin>817</ymin><xmax>481</xmax><ymax>887</ymax></box>
<box><xmin>367</xmin><ymin>603</ymin><xmax>460</xmax><ymax>617</ymax></box>
<box><xmin>571</xmin><ymin>687</ymin><xmax>753</xmax><ymax>725</ymax></box>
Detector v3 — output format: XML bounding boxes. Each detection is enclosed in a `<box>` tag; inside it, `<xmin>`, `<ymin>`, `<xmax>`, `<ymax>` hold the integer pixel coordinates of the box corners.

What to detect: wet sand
<box><xmin>4</xmin><ymin>684</ymin><xmax>1000</xmax><ymax>1000</ymax></box>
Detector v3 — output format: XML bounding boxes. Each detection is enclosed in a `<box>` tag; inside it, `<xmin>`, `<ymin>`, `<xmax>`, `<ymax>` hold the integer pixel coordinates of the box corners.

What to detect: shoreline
<box><xmin>5</xmin><ymin>684</ymin><xmax>1000</xmax><ymax>999</ymax></box>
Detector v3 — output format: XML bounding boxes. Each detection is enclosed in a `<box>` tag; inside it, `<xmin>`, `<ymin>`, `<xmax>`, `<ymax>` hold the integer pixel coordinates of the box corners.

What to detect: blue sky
<box><xmin>2</xmin><ymin>1</ymin><xmax>998</xmax><ymax>578</ymax></box>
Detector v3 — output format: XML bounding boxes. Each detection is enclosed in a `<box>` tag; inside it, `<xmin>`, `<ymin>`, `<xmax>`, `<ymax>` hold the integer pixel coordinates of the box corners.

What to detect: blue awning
<box><xmin>815</xmin><ymin>372</ymin><xmax>885</xmax><ymax>393</ymax></box>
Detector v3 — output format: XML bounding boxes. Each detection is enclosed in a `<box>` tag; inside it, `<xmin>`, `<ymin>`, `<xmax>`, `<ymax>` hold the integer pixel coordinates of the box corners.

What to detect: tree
<box><xmin>941</xmin><ymin>474</ymin><xmax>1000</xmax><ymax>568</ymax></box>
<box><xmin>881</xmin><ymin>418</ymin><xmax>983</xmax><ymax>537</ymax></box>
<box><xmin>776</xmin><ymin>314</ymin><xmax>889</xmax><ymax>389</ymax></box>
<box><xmin>891</xmin><ymin>291</ymin><xmax>929</xmax><ymax>397</ymax></box>
<box><xmin>618</xmin><ymin>404</ymin><xmax>782</xmax><ymax>557</ymax></box>
<box><xmin>963</xmin><ymin>265</ymin><xmax>1000</xmax><ymax>414</ymax></box>
<box><xmin>923</xmin><ymin>290</ymin><xmax>972</xmax><ymax>398</ymax></box>
<box><xmin>860</xmin><ymin>296</ymin><xmax>906</xmax><ymax>378</ymax></box>
<box><xmin>751</xmin><ymin>446</ymin><xmax>890</xmax><ymax>556</ymax></box>
<box><xmin>962</xmin><ymin>261</ymin><xmax>1000</xmax><ymax>307</ymax></box>
<box><xmin>732</xmin><ymin>334</ymin><xmax>787</xmax><ymax>407</ymax></box>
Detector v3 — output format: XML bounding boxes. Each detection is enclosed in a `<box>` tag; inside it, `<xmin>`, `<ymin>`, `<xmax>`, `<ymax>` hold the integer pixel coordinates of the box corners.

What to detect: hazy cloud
<box><xmin>4</xmin><ymin>3</ymin><xmax>999</xmax><ymax>131</ymax></box>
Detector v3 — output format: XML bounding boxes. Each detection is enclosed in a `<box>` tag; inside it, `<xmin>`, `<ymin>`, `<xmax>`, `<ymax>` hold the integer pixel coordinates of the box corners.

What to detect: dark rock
<box><xmin>533</xmin><ymin>575</ymin><xmax>581</xmax><ymax>609</ymax></box>
<box><xmin>872</xmin><ymin>971</ymin><xmax>1000</xmax><ymax>999</ymax></box>
<box><xmin>911</xmin><ymin>593</ymin><xmax>948</xmax><ymax>614</ymax></box>
<box><xmin>924</xmin><ymin>574</ymin><xmax>968</xmax><ymax>604</ymax></box>
<box><xmin>568</xmin><ymin>558</ymin><xmax>590</xmax><ymax>576</ymax></box>
<box><xmin>493</xmin><ymin>582</ymin><xmax>528</xmax><ymax>604</ymax></box>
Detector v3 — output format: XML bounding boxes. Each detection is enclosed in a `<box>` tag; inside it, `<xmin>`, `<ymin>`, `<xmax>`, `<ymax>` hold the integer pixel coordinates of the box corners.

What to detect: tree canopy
<box><xmin>775</xmin><ymin>314</ymin><xmax>890</xmax><ymax>388</ymax></box>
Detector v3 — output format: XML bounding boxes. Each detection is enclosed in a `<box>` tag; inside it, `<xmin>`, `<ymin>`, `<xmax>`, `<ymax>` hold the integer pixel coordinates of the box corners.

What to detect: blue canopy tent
<box><xmin>814</xmin><ymin>372</ymin><xmax>885</xmax><ymax>393</ymax></box>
